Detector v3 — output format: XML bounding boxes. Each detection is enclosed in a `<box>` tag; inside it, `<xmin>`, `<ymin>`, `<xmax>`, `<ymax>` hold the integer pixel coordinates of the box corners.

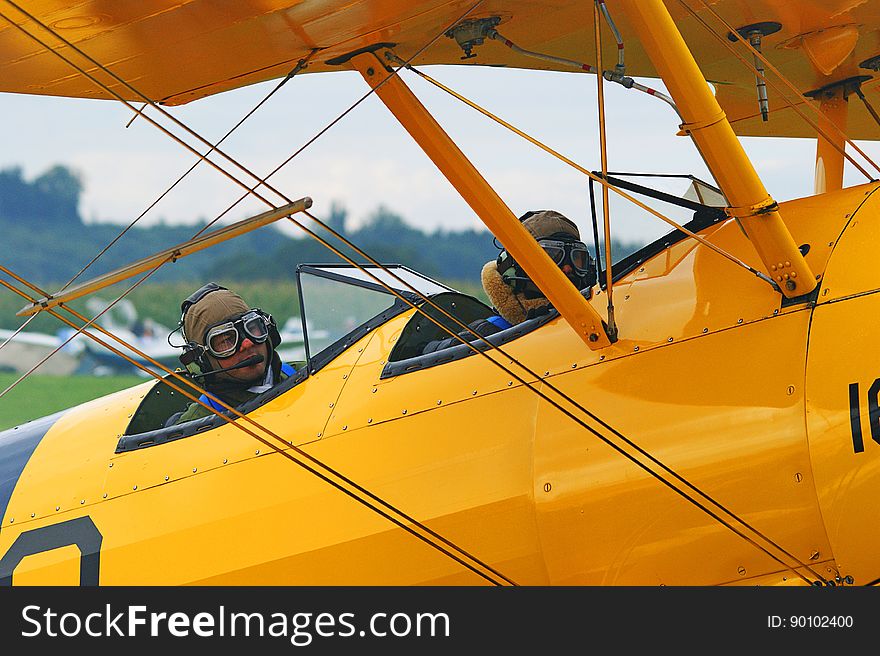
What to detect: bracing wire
<box><xmin>394</xmin><ymin>58</ymin><xmax>779</xmax><ymax>291</ymax></box>
<box><xmin>680</xmin><ymin>0</ymin><xmax>880</xmax><ymax>181</ymax></box>
<box><xmin>0</xmin><ymin>0</ymin><xmax>830</xmax><ymax>584</ymax></box>
<box><xmin>0</xmin><ymin>0</ymin><xmax>520</xmax><ymax>586</ymax></box>
<box><xmin>0</xmin><ymin>311</ymin><xmax>39</xmax><ymax>357</ymax></box>
<box><xmin>593</xmin><ymin>0</ymin><xmax>618</xmax><ymax>341</ymax></box>
<box><xmin>0</xmin><ymin>269</ymin><xmax>515</xmax><ymax>587</ymax></box>
<box><xmin>58</xmin><ymin>50</ymin><xmax>319</xmax><ymax>296</ymax></box>
<box><xmin>0</xmin><ymin>52</ymin><xmax>318</xmax><ymax>363</ymax></box>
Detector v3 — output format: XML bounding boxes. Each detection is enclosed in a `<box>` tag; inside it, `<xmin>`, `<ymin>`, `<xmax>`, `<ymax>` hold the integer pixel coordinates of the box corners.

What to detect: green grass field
<box><xmin>0</xmin><ymin>373</ymin><xmax>143</xmax><ymax>431</ymax></box>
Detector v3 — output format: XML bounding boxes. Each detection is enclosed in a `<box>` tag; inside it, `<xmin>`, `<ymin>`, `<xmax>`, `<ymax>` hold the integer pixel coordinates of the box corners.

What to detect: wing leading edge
<box><xmin>1</xmin><ymin>0</ymin><xmax>880</xmax><ymax>140</ymax></box>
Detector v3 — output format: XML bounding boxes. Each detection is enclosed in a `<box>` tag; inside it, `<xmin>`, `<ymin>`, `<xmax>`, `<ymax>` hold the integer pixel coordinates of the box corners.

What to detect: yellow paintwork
<box><xmin>804</xmin><ymin>189</ymin><xmax>880</xmax><ymax>586</ymax></box>
<box><xmin>0</xmin><ymin>1</ymin><xmax>879</xmax><ymax>141</ymax></box>
<box><xmin>13</xmin><ymin>545</ymin><xmax>80</xmax><ymax>584</ymax></box>
<box><xmin>4</xmin><ymin>0</ymin><xmax>880</xmax><ymax>588</ymax></box>
<box><xmin>3</xmin><ymin>181</ymin><xmax>879</xmax><ymax>585</ymax></box>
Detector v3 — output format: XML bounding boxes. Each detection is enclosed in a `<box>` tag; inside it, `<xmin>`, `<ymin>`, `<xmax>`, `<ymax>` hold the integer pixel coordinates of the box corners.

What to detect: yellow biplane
<box><xmin>1</xmin><ymin>0</ymin><xmax>879</xmax><ymax>587</ymax></box>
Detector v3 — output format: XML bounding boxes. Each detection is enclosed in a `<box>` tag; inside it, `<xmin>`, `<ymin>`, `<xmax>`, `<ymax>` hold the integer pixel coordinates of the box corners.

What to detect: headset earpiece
<box><xmin>496</xmin><ymin>250</ymin><xmax>514</xmax><ymax>277</ymax></box>
<box><xmin>177</xmin><ymin>282</ymin><xmax>228</xmax><ymax>377</ymax></box>
<box><xmin>179</xmin><ymin>343</ymin><xmax>209</xmax><ymax>377</ymax></box>
<box><xmin>496</xmin><ymin>250</ymin><xmax>526</xmax><ymax>294</ymax></box>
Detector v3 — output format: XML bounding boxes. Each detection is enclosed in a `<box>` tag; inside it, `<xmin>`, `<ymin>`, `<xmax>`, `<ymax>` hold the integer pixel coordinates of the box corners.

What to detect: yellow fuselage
<box><xmin>2</xmin><ymin>182</ymin><xmax>878</xmax><ymax>585</ymax></box>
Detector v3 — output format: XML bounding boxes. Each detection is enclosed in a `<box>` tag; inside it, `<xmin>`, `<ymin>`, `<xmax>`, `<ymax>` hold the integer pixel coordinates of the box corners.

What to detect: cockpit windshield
<box><xmin>296</xmin><ymin>264</ymin><xmax>456</xmax><ymax>371</ymax></box>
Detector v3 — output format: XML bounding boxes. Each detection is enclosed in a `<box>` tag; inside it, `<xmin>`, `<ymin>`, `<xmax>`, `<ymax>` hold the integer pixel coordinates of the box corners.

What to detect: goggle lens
<box><xmin>541</xmin><ymin>244</ymin><xmax>565</xmax><ymax>265</ymax></box>
<box><xmin>538</xmin><ymin>239</ymin><xmax>591</xmax><ymax>274</ymax></box>
<box><xmin>570</xmin><ymin>247</ymin><xmax>589</xmax><ymax>272</ymax></box>
<box><xmin>208</xmin><ymin>328</ymin><xmax>239</xmax><ymax>357</ymax></box>
<box><xmin>242</xmin><ymin>314</ymin><xmax>269</xmax><ymax>341</ymax></box>
<box><xmin>205</xmin><ymin>311</ymin><xmax>270</xmax><ymax>358</ymax></box>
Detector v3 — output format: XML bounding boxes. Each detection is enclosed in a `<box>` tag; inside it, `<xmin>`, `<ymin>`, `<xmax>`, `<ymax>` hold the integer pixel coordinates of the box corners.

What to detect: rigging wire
<box><xmin>124</xmin><ymin>103</ymin><xmax>147</xmax><ymax>129</ymax></box>
<box><xmin>854</xmin><ymin>86</ymin><xmax>880</xmax><ymax>128</ymax></box>
<box><xmin>593</xmin><ymin>0</ymin><xmax>618</xmax><ymax>341</ymax></box>
<box><xmin>588</xmin><ymin>178</ymin><xmax>606</xmax><ymax>286</ymax></box>
<box><xmin>0</xmin><ymin>273</ymin><xmax>514</xmax><ymax>587</ymax></box>
<box><xmin>0</xmin><ymin>52</ymin><xmax>318</xmax><ymax>362</ymax></box>
<box><xmin>59</xmin><ymin>51</ymin><xmax>319</xmax><ymax>296</ymax></box>
<box><xmin>0</xmin><ymin>311</ymin><xmax>39</xmax><ymax>357</ymax></box>
<box><xmin>0</xmin><ymin>0</ymin><xmax>520</xmax><ymax>587</ymax></box>
<box><xmin>0</xmin><ymin>265</ymin><xmax>163</xmax><ymax>401</ymax></box>
<box><xmin>680</xmin><ymin>0</ymin><xmax>880</xmax><ymax>180</ymax></box>
<box><xmin>393</xmin><ymin>58</ymin><xmax>779</xmax><ymax>292</ymax></box>
<box><xmin>0</xmin><ymin>1</ymin><xmax>829</xmax><ymax>583</ymax></box>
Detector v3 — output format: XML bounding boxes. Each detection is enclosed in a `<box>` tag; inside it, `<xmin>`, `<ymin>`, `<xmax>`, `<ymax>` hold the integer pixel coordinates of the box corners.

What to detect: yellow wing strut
<box><xmin>17</xmin><ymin>198</ymin><xmax>312</xmax><ymax>316</ymax></box>
<box><xmin>618</xmin><ymin>0</ymin><xmax>816</xmax><ymax>297</ymax></box>
<box><xmin>347</xmin><ymin>48</ymin><xmax>612</xmax><ymax>348</ymax></box>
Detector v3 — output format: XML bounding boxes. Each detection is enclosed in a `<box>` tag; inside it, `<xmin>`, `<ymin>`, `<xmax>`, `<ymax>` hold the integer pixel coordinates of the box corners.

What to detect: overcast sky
<box><xmin>1</xmin><ymin>64</ymin><xmax>873</xmax><ymax>245</ymax></box>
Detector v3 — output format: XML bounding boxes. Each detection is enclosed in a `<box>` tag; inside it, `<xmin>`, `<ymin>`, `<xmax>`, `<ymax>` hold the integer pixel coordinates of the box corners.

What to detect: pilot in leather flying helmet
<box><xmin>483</xmin><ymin>209</ymin><xmax>597</xmax><ymax>325</ymax></box>
<box><xmin>167</xmin><ymin>283</ymin><xmax>294</xmax><ymax>425</ymax></box>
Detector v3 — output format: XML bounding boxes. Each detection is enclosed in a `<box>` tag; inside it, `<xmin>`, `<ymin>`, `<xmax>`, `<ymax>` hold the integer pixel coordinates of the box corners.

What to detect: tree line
<box><xmin>0</xmin><ymin>164</ymin><xmax>646</xmax><ymax>330</ymax></box>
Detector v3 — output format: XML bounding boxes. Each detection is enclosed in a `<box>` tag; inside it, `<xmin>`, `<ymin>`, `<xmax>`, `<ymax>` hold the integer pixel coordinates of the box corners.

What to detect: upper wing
<box><xmin>1</xmin><ymin>0</ymin><xmax>879</xmax><ymax>138</ymax></box>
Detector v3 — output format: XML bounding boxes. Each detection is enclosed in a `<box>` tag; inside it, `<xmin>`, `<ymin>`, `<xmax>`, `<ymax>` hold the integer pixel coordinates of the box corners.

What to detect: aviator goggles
<box><xmin>204</xmin><ymin>310</ymin><xmax>270</xmax><ymax>359</ymax></box>
<box><xmin>536</xmin><ymin>238</ymin><xmax>591</xmax><ymax>274</ymax></box>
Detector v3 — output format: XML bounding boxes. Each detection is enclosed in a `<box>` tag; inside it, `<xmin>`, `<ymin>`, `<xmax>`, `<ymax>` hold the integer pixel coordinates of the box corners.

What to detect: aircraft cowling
<box><xmin>805</xmin><ymin>184</ymin><xmax>880</xmax><ymax>586</ymax></box>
